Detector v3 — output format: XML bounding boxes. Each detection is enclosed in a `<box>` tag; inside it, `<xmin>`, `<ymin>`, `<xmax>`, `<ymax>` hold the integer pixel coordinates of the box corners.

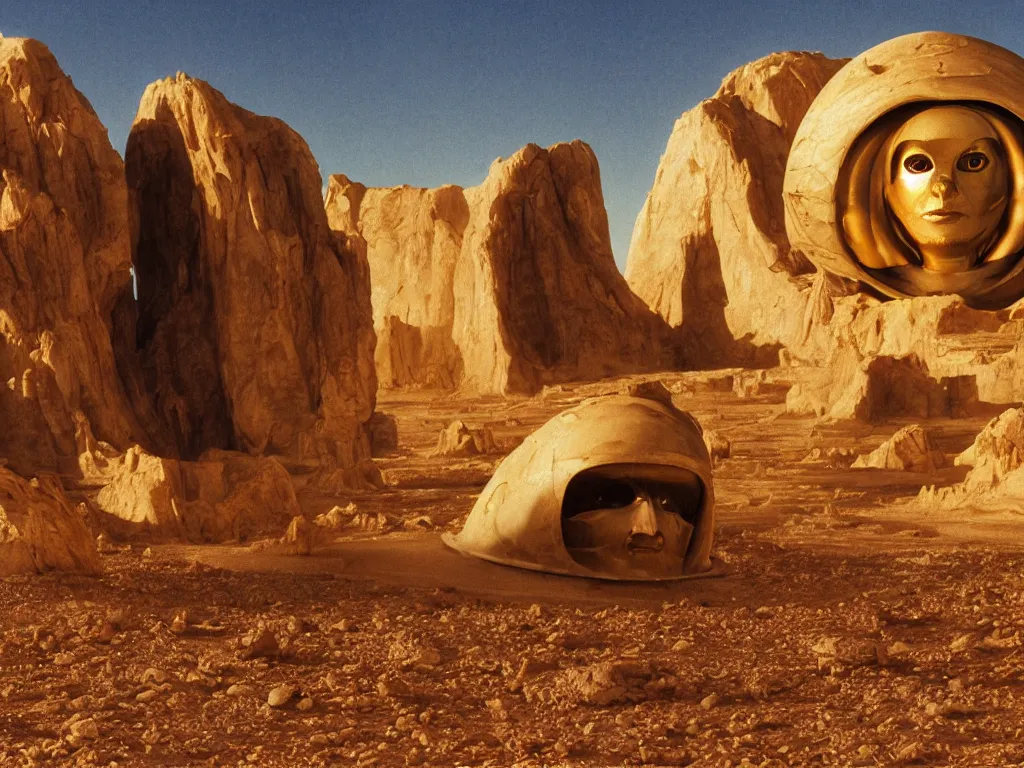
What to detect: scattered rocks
<box><xmin>267</xmin><ymin>685</ymin><xmax>298</xmax><ymax>709</ymax></box>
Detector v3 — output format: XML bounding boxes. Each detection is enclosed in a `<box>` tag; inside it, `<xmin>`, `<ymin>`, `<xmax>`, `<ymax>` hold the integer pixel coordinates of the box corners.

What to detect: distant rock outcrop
<box><xmin>326</xmin><ymin>178</ymin><xmax>466</xmax><ymax>389</ymax></box>
<box><xmin>0</xmin><ymin>38</ymin><xmax>143</xmax><ymax>476</ymax></box>
<box><xmin>330</xmin><ymin>141</ymin><xmax>673</xmax><ymax>395</ymax></box>
<box><xmin>122</xmin><ymin>74</ymin><xmax>378</xmax><ymax>487</ymax></box>
<box><xmin>453</xmin><ymin>141</ymin><xmax>674</xmax><ymax>394</ymax></box>
<box><xmin>852</xmin><ymin>425</ymin><xmax>946</xmax><ymax>472</ymax></box>
<box><xmin>786</xmin><ymin>351</ymin><xmax>979</xmax><ymax>423</ymax></box>
<box><xmin>625</xmin><ymin>51</ymin><xmax>848</xmax><ymax>364</ymax></box>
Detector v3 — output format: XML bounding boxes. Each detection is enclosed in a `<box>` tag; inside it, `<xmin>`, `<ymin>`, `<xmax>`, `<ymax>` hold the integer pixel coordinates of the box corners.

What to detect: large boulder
<box><xmin>121</xmin><ymin>74</ymin><xmax>378</xmax><ymax>486</ymax></box>
<box><xmin>786</xmin><ymin>350</ymin><xmax>978</xmax><ymax>423</ymax></box>
<box><xmin>920</xmin><ymin>408</ymin><xmax>1024</xmax><ymax>512</ymax></box>
<box><xmin>624</xmin><ymin>51</ymin><xmax>848</xmax><ymax>364</ymax></box>
<box><xmin>0</xmin><ymin>467</ymin><xmax>101</xmax><ymax>576</ymax></box>
<box><xmin>0</xmin><ymin>38</ymin><xmax>143</xmax><ymax>476</ymax></box>
<box><xmin>326</xmin><ymin>178</ymin><xmax>467</xmax><ymax>389</ymax></box>
<box><xmin>452</xmin><ymin>141</ymin><xmax>673</xmax><ymax>394</ymax></box>
<box><xmin>852</xmin><ymin>425</ymin><xmax>946</xmax><ymax>473</ymax></box>
<box><xmin>91</xmin><ymin>445</ymin><xmax>299</xmax><ymax>543</ymax></box>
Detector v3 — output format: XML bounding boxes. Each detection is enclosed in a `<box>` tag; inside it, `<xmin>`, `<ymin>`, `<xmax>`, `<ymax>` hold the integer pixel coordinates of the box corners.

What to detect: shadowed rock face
<box><xmin>0</xmin><ymin>37</ymin><xmax>143</xmax><ymax>475</ymax></box>
<box><xmin>625</xmin><ymin>51</ymin><xmax>848</xmax><ymax>364</ymax></box>
<box><xmin>453</xmin><ymin>141</ymin><xmax>674</xmax><ymax>395</ymax></box>
<box><xmin>330</xmin><ymin>141</ymin><xmax>673</xmax><ymax>396</ymax></box>
<box><xmin>122</xmin><ymin>74</ymin><xmax>377</xmax><ymax>478</ymax></box>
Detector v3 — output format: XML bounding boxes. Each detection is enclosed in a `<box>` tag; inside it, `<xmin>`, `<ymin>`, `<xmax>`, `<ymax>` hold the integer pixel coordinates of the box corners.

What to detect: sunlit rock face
<box><xmin>330</xmin><ymin>141</ymin><xmax>673</xmax><ymax>396</ymax></box>
<box><xmin>453</xmin><ymin>141</ymin><xmax>675</xmax><ymax>395</ymax></box>
<box><xmin>919</xmin><ymin>407</ymin><xmax>1024</xmax><ymax>511</ymax></box>
<box><xmin>325</xmin><ymin>177</ymin><xmax>467</xmax><ymax>390</ymax></box>
<box><xmin>0</xmin><ymin>37</ymin><xmax>143</xmax><ymax>475</ymax></box>
<box><xmin>122</xmin><ymin>74</ymin><xmax>377</xmax><ymax>486</ymax></box>
<box><xmin>625</xmin><ymin>51</ymin><xmax>848</xmax><ymax>366</ymax></box>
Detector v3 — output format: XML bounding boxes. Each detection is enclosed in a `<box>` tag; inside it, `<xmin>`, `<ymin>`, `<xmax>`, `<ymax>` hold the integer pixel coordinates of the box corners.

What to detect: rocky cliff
<box><xmin>330</xmin><ymin>141</ymin><xmax>673</xmax><ymax>395</ymax></box>
<box><xmin>122</xmin><ymin>74</ymin><xmax>378</xmax><ymax>486</ymax></box>
<box><xmin>0</xmin><ymin>38</ymin><xmax>143</xmax><ymax>476</ymax></box>
<box><xmin>624</xmin><ymin>51</ymin><xmax>848</xmax><ymax>364</ymax></box>
<box><xmin>453</xmin><ymin>141</ymin><xmax>673</xmax><ymax>394</ymax></box>
<box><xmin>326</xmin><ymin>177</ymin><xmax>467</xmax><ymax>389</ymax></box>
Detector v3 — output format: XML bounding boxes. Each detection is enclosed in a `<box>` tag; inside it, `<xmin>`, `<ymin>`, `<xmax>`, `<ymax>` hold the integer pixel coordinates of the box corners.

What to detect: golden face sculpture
<box><xmin>837</xmin><ymin>101</ymin><xmax>1024</xmax><ymax>302</ymax></box>
<box><xmin>886</xmin><ymin>107</ymin><xmax>1009</xmax><ymax>272</ymax></box>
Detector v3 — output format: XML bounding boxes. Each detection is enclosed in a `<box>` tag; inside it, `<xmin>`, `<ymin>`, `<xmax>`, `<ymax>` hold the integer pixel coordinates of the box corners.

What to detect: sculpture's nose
<box><xmin>630</xmin><ymin>499</ymin><xmax>658</xmax><ymax>535</ymax></box>
<box><xmin>627</xmin><ymin>500</ymin><xmax>664</xmax><ymax>552</ymax></box>
<box><xmin>932</xmin><ymin>173</ymin><xmax>958</xmax><ymax>199</ymax></box>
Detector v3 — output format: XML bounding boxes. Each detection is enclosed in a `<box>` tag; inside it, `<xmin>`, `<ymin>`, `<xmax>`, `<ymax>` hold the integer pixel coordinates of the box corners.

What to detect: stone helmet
<box><xmin>442</xmin><ymin>392</ymin><xmax>715</xmax><ymax>580</ymax></box>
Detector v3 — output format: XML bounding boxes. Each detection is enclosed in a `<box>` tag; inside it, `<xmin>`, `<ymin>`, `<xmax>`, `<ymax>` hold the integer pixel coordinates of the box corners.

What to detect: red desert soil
<box><xmin>3</xmin><ymin>370</ymin><xmax>1024</xmax><ymax>767</ymax></box>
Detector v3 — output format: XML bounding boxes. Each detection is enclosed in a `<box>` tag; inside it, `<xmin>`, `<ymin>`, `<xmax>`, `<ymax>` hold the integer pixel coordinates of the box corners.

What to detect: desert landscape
<box><xmin>4</xmin><ymin>27</ymin><xmax>1024</xmax><ymax>768</ymax></box>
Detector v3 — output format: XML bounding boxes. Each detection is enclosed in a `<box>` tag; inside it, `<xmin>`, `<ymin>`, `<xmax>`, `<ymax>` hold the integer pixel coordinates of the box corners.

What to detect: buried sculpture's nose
<box><xmin>627</xmin><ymin>499</ymin><xmax>664</xmax><ymax>552</ymax></box>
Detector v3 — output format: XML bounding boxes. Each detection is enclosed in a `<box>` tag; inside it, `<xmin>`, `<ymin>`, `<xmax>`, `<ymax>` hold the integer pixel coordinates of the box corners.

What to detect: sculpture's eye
<box><xmin>656</xmin><ymin>495</ymin><xmax>680</xmax><ymax>515</ymax></box>
<box><xmin>903</xmin><ymin>154</ymin><xmax>933</xmax><ymax>174</ymax></box>
<box><xmin>957</xmin><ymin>151</ymin><xmax>989</xmax><ymax>172</ymax></box>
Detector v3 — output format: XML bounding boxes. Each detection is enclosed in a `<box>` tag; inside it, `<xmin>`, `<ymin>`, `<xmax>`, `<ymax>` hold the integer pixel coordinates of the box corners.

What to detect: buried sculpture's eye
<box><xmin>564</xmin><ymin>477</ymin><xmax>636</xmax><ymax>517</ymax></box>
<box><xmin>656</xmin><ymin>495</ymin><xmax>681</xmax><ymax>515</ymax></box>
<box><xmin>957</xmin><ymin>151</ymin><xmax>989</xmax><ymax>172</ymax></box>
<box><xmin>903</xmin><ymin>154</ymin><xmax>933</xmax><ymax>174</ymax></box>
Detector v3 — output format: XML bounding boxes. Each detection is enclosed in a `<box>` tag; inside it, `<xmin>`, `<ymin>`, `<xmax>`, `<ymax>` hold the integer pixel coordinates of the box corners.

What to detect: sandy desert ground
<box><xmin>4</xmin><ymin>368</ymin><xmax>1024</xmax><ymax>768</ymax></box>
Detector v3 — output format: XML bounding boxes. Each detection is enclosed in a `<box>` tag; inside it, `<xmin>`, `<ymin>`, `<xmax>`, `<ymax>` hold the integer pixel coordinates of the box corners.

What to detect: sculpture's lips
<box><xmin>921</xmin><ymin>210</ymin><xmax>965</xmax><ymax>222</ymax></box>
<box><xmin>627</xmin><ymin>532</ymin><xmax>665</xmax><ymax>553</ymax></box>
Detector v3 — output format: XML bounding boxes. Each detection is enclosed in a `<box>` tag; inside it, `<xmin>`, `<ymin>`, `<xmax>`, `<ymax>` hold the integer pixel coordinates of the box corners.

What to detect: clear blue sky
<box><xmin>4</xmin><ymin>0</ymin><xmax>1022</xmax><ymax>270</ymax></box>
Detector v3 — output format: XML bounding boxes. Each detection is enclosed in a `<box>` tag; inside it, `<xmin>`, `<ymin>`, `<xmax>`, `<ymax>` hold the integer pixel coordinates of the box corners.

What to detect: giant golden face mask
<box><xmin>886</xmin><ymin>106</ymin><xmax>1009</xmax><ymax>272</ymax></box>
<box><xmin>784</xmin><ymin>32</ymin><xmax>1024</xmax><ymax>309</ymax></box>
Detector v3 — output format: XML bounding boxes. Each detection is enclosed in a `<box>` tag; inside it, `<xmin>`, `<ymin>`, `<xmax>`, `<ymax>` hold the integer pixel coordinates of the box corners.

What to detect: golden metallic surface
<box><xmin>885</xmin><ymin>106</ymin><xmax>1008</xmax><ymax>273</ymax></box>
<box><xmin>442</xmin><ymin>393</ymin><xmax>715</xmax><ymax>581</ymax></box>
<box><xmin>784</xmin><ymin>32</ymin><xmax>1024</xmax><ymax>308</ymax></box>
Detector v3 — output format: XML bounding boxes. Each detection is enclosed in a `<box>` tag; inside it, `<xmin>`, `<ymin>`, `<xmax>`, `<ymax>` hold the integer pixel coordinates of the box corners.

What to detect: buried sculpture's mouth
<box><xmin>626</xmin><ymin>532</ymin><xmax>665</xmax><ymax>553</ymax></box>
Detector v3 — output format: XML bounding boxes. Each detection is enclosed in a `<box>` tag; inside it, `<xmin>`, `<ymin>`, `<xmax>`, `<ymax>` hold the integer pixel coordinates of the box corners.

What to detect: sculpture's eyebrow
<box><xmin>963</xmin><ymin>136</ymin><xmax>1002</xmax><ymax>153</ymax></box>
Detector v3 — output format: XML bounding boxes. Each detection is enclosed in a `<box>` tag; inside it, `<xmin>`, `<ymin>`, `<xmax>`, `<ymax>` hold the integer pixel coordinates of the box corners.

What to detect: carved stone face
<box><xmin>561</xmin><ymin>465</ymin><xmax>702</xmax><ymax>580</ymax></box>
<box><xmin>885</xmin><ymin>106</ymin><xmax>1010</xmax><ymax>272</ymax></box>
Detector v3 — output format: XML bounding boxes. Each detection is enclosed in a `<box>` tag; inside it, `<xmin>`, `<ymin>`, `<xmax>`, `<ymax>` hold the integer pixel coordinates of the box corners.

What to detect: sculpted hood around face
<box><xmin>838</xmin><ymin>101</ymin><xmax>1024</xmax><ymax>299</ymax></box>
<box><xmin>442</xmin><ymin>394</ymin><xmax>715</xmax><ymax>581</ymax></box>
<box><xmin>784</xmin><ymin>32</ymin><xmax>1024</xmax><ymax>309</ymax></box>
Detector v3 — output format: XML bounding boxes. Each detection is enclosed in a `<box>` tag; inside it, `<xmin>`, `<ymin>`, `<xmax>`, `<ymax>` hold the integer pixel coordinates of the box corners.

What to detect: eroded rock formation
<box><xmin>852</xmin><ymin>425</ymin><xmax>946</xmax><ymax>472</ymax></box>
<box><xmin>326</xmin><ymin>178</ymin><xmax>466</xmax><ymax>389</ymax></box>
<box><xmin>453</xmin><ymin>141</ymin><xmax>673</xmax><ymax>394</ymax></box>
<box><xmin>0</xmin><ymin>38</ymin><xmax>143</xmax><ymax>476</ymax></box>
<box><xmin>786</xmin><ymin>351</ymin><xmax>978</xmax><ymax>423</ymax></box>
<box><xmin>331</xmin><ymin>141</ymin><xmax>673</xmax><ymax>395</ymax></box>
<box><xmin>431</xmin><ymin>420</ymin><xmax>497</xmax><ymax>458</ymax></box>
<box><xmin>920</xmin><ymin>408</ymin><xmax>1024</xmax><ymax>511</ymax></box>
<box><xmin>122</xmin><ymin>74</ymin><xmax>377</xmax><ymax>486</ymax></box>
<box><xmin>625</xmin><ymin>51</ymin><xmax>848</xmax><ymax>364</ymax></box>
<box><xmin>0</xmin><ymin>467</ymin><xmax>101</xmax><ymax>576</ymax></box>
<box><xmin>90</xmin><ymin>446</ymin><xmax>299</xmax><ymax>543</ymax></box>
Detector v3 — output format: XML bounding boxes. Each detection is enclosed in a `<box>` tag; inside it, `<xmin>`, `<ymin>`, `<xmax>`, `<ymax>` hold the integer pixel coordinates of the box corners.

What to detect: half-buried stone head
<box><xmin>443</xmin><ymin>391</ymin><xmax>715</xmax><ymax>581</ymax></box>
